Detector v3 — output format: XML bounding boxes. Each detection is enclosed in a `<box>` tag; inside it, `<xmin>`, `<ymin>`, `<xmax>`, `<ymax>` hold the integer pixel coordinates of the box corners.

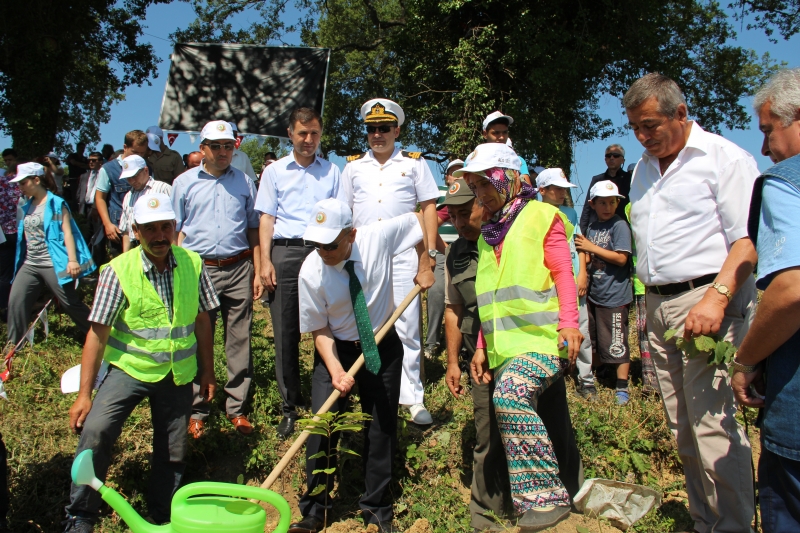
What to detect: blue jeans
<box><xmin>759</xmin><ymin>445</ymin><xmax>800</xmax><ymax>532</ymax></box>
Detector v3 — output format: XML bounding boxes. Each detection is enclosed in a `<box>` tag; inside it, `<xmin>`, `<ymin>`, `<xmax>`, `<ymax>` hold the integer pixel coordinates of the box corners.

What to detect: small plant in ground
<box><xmin>664</xmin><ymin>329</ymin><xmax>737</xmax><ymax>365</ymax></box>
<box><xmin>297</xmin><ymin>410</ymin><xmax>372</xmax><ymax>529</ymax></box>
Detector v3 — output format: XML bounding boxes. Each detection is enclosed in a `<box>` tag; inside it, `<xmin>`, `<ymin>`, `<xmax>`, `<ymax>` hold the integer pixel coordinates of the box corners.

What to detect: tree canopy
<box><xmin>0</xmin><ymin>0</ymin><xmax>167</xmax><ymax>157</ymax></box>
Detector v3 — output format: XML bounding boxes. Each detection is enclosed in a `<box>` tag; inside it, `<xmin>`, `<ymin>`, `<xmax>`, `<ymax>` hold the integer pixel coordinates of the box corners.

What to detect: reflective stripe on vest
<box><xmin>107</xmin><ymin>336</ymin><xmax>197</xmax><ymax>364</ymax></box>
<box><xmin>475</xmin><ymin>201</ymin><xmax>562</xmax><ymax>367</ymax></box>
<box><xmin>113</xmin><ymin>320</ymin><xmax>196</xmax><ymax>341</ymax></box>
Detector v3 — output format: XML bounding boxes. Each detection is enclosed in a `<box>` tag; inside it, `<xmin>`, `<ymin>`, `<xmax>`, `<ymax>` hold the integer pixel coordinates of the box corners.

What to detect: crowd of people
<box><xmin>0</xmin><ymin>67</ymin><xmax>798</xmax><ymax>533</ymax></box>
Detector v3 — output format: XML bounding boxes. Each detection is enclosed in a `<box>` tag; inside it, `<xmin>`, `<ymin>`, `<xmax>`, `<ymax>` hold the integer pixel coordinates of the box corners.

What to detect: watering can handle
<box><xmin>174</xmin><ymin>482</ymin><xmax>292</xmax><ymax>533</ymax></box>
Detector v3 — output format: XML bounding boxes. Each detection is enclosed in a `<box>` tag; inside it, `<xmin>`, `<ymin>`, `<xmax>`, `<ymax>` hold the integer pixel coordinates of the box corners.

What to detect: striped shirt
<box><xmin>89</xmin><ymin>249</ymin><xmax>219</xmax><ymax>326</ymax></box>
<box><xmin>118</xmin><ymin>179</ymin><xmax>173</xmax><ymax>239</ymax></box>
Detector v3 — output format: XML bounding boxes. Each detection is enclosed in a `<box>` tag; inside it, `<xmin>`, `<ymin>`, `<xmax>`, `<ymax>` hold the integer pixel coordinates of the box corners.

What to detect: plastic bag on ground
<box><xmin>573</xmin><ymin>478</ymin><xmax>661</xmax><ymax>530</ymax></box>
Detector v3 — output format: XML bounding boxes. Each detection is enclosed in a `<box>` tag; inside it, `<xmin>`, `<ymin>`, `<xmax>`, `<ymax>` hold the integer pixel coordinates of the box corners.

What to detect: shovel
<box><xmin>259</xmin><ymin>284</ymin><xmax>422</xmax><ymax>490</ymax></box>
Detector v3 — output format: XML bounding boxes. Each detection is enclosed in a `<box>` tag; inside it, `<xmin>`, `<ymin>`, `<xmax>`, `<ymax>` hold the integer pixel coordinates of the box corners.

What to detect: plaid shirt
<box><xmin>89</xmin><ymin>249</ymin><xmax>219</xmax><ymax>326</ymax></box>
<box><xmin>118</xmin><ymin>179</ymin><xmax>173</xmax><ymax>238</ymax></box>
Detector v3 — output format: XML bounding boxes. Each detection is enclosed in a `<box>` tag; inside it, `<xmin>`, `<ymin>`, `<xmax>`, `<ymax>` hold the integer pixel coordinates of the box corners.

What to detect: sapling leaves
<box><xmin>663</xmin><ymin>329</ymin><xmax>737</xmax><ymax>366</ymax></box>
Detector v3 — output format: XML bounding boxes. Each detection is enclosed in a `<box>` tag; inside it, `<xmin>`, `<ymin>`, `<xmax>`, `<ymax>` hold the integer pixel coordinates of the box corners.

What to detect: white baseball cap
<box><xmin>590</xmin><ymin>180</ymin><xmax>626</xmax><ymax>200</ymax></box>
<box><xmin>120</xmin><ymin>155</ymin><xmax>148</xmax><ymax>180</ymax></box>
<box><xmin>10</xmin><ymin>162</ymin><xmax>45</xmax><ymax>182</ymax></box>
<box><xmin>482</xmin><ymin>111</ymin><xmax>514</xmax><ymax>131</ymax></box>
<box><xmin>453</xmin><ymin>143</ymin><xmax>521</xmax><ymax>177</ymax></box>
<box><xmin>146</xmin><ymin>126</ymin><xmax>164</xmax><ymax>138</ymax></box>
<box><xmin>360</xmin><ymin>98</ymin><xmax>405</xmax><ymax>126</ymax></box>
<box><xmin>536</xmin><ymin>168</ymin><xmax>577</xmax><ymax>189</ymax></box>
<box><xmin>133</xmin><ymin>192</ymin><xmax>176</xmax><ymax>225</ymax></box>
<box><xmin>146</xmin><ymin>133</ymin><xmax>162</xmax><ymax>152</ymax></box>
<box><xmin>200</xmin><ymin>120</ymin><xmax>236</xmax><ymax>143</ymax></box>
<box><xmin>303</xmin><ymin>199</ymin><xmax>353</xmax><ymax>244</ymax></box>
<box><xmin>446</xmin><ymin>159</ymin><xmax>464</xmax><ymax>173</ymax></box>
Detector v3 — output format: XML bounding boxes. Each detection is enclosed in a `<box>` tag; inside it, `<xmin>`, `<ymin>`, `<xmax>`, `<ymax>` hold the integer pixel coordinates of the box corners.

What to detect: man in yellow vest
<box><xmin>62</xmin><ymin>192</ymin><xmax>220</xmax><ymax>533</ymax></box>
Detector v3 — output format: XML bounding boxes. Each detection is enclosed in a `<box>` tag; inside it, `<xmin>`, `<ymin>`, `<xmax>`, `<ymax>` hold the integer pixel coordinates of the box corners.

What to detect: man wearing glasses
<box><xmin>172</xmin><ymin>120</ymin><xmax>262</xmax><ymax>438</ymax></box>
<box><xmin>579</xmin><ymin>144</ymin><xmax>631</xmax><ymax>234</ymax></box>
<box><xmin>291</xmin><ymin>198</ymin><xmax>433</xmax><ymax>533</ymax></box>
<box><xmin>256</xmin><ymin>107</ymin><xmax>341</xmax><ymax>439</ymax></box>
<box><xmin>339</xmin><ymin>98</ymin><xmax>440</xmax><ymax>426</ymax></box>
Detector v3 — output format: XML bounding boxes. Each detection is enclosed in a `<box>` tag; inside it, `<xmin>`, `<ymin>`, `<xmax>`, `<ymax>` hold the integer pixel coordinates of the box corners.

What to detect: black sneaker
<box><xmin>576</xmin><ymin>385</ymin><xmax>598</xmax><ymax>402</ymax></box>
<box><xmin>62</xmin><ymin>516</ymin><xmax>94</xmax><ymax>533</ymax></box>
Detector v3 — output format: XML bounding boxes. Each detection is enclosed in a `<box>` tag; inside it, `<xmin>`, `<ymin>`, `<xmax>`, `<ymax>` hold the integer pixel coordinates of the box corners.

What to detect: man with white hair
<box><xmin>145</xmin><ymin>126</ymin><xmax>185</xmax><ymax>185</ymax></box>
<box><xmin>733</xmin><ymin>67</ymin><xmax>800</xmax><ymax>532</ymax></box>
<box><xmin>579</xmin><ymin>144</ymin><xmax>631</xmax><ymax>235</ymax></box>
<box><xmin>625</xmin><ymin>72</ymin><xmax>759</xmax><ymax>533</ymax></box>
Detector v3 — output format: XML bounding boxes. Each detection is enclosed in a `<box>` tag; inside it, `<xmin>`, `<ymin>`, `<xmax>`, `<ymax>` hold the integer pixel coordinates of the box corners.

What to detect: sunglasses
<box><xmin>605</xmin><ymin>153</ymin><xmax>623</xmax><ymax>158</ymax></box>
<box><xmin>366</xmin><ymin>125</ymin><xmax>394</xmax><ymax>134</ymax></box>
<box><xmin>204</xmin><ymin>143</ymin><xmax>235</xmax><ymax>151</ymax></box>
<box><xmin>306</xmin><ymin>230</ymin><xmax>351</xmax><ymax>251</ymax></box>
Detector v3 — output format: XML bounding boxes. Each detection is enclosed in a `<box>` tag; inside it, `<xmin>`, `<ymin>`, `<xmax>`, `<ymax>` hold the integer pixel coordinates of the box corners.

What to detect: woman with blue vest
<box><xmin>456</xmin><ymin>144</ymin><xmax>583</xmax><ymax>532</ymax></box>
<box><xmin>6</xmin><ymin>162</ymin><xmax>95</xmax><ymax>347</ymax></box>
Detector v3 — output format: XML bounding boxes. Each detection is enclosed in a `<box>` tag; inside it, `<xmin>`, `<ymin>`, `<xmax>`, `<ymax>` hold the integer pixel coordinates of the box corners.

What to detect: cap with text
<box><xmin>120</xmin><ymin>155</ymin><xmax>148</xmax><ymax>180</ymax></box>
<box><xmin>360</xmin><ymin>98</ymin><xmax>405</xmax><ymax>126</ymax></box>
<box><xmin>440</xmin><ymin>179</ymin><xmax>475</xmax><ymax>207</ymax></box>
<box><xmin>303</xmin><ymin>198</ymin><xmax>353</xmax><ymax>245</ymax></box>
<box><xmin>482</xmin><ymin>111</ymin><xmax>514</xmax><ymax>131</ymax></box>
<box><xmin>536</xmin><ymin>168</ymin><xmax>577</xmax><ymax>189</ymax></box>
<box><xmin>589</xmin><ymin>180</ymin><xmax>625</xmax><ymax>200</ymax></box>
<box><xmin>146</xmin><ymin>133</ymin><xmax>162</xmax><ymax>152</ymax></box>
<box><xmin>10</xmin><ymin>162</ymin><xmax>45</xmax><ymax>182</ymax></box>
<box><xmin>453</xmin><ymin>143</ymin><xmax>521</xmax><ymax>177</ymax></box>
<box><xmin>200</xmin><ymin>120</ymin><xmax>236</xmax><ymax>143</ymax></box>
<box><xmin>133</xmin><ymin>192</ymin><xmax>176</xmax><ymax>225</ymax></box>
<box><xmin>146</xmin><ymin>126</ymin><xmax>164</xmax><ymax>138</ymax></box>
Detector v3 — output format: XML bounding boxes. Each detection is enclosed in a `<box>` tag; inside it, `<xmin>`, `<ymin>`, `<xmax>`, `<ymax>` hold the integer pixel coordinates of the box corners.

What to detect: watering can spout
<box><xmin>71</xmin><ymin>450</ymin><xmax>166</xmax><ymax>533</ymax></box>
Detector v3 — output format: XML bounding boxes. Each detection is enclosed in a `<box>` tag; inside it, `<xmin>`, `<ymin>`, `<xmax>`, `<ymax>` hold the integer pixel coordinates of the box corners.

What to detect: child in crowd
<box><xmin>575</xmin><ymin>180</ymin><xmax>632</xmax><ymax>405</ymax></box>
<box><xmin>536</xmin><ymin>168</ymin><xmax>596</xmax><ymax>401</ymax></box>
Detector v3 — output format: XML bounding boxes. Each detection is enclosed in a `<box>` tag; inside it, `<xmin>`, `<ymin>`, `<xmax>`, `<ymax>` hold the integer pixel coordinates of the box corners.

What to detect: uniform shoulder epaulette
<box><xmin>346</xmin><ymin>152</ymin><xmax>366</xmax><ymax>162</ymax></box>
<box><xmin>401</xmin><ymin>151</ymin><xmax>422</xmax><ymax>159</ymax></box>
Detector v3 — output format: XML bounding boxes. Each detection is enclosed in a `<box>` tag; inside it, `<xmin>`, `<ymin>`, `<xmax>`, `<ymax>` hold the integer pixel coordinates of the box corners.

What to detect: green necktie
<box><xmin>344</xmin><ymin>260</ymin><xmax>381</xmax><ymax>374</ymax></box>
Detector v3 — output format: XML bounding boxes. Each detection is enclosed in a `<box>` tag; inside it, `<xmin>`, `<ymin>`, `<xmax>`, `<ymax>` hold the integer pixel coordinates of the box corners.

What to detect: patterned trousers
<box><xmin>635</xmin><ymin>294</ymin><xmax>658</xmax><ymax>392</ymax></box>
<box><xmin>493</xmin><ymin>352</ymin><xmax>571</xmax><ymax>513</ymax></box>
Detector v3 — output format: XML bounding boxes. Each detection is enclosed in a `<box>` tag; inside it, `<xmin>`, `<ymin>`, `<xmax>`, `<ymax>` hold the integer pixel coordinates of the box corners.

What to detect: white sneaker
<box><xmin>407</xmin><ymin>403</ymin><xmax>433</xmax><ymax>425</ymax></box>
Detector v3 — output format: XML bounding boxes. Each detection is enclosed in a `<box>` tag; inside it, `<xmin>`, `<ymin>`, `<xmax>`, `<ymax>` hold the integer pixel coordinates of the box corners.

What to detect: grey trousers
<box><xmin>192</xmin><ymin>259</ymin><xmax>253</xmax><ymax>420</ymax></box>
<box><xmin>267</xmin><ymin>244</ymin><xmax>313</xmax><ymax>417</ymax></box>
<box><xmin>469</xmin><ymin>375</ymin><xmax>584</xmax><ymax>529</ymax></box>
<box><xmin>424</xmin><ymin>254</ymin><xmax>446</xmax><ymax>350</ymax></box>
<box><xmin>574</xmin><ymin>296</ymin><xmax>595</xmax><ymax>388</ymax></box>
<box><xmin>7</xmin><ymin>262</ymin><xmax>91</xmax><ymax>345</ymax></box>
<box><xmin>66</xmin><ymin>367</ymin><xmax>192</xmax><ymax>524</ymax></box>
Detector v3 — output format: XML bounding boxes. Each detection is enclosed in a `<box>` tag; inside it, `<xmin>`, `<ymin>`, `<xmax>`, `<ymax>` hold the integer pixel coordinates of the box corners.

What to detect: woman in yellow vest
<box><xmin>456</xmin><ymin>144</ymin><xmax>583</xmax><ymax>531</ymax></box>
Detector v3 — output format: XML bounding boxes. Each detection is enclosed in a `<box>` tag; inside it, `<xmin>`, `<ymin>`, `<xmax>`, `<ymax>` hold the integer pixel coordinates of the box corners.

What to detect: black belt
<box><xmin>273</xmin><ymin>238</ymin><xmax>311</xmax><ymax>247</ymax></box>
<box><xmin>648</xmin><ymin>273</ymin><xmax>717</xmax><ymax>297</ymax></box>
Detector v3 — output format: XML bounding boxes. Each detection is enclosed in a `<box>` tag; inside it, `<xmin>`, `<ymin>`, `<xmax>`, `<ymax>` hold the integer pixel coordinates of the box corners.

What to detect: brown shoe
<box><xmin>188</xmin><ymin>418</ymin><xmax>205</xmax><ymax>439</ymax></box>
<box><xmin>229</xmin><ymin>415</ymin><xmax>253</xmax><ymax>435</ymax></box>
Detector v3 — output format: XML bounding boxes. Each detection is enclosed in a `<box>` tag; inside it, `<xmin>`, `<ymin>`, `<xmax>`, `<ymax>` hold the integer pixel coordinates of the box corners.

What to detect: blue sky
<box><xmin>2</xmin><ymin>3</ymin><xmax>798</xmax><ymax>208</ymax></box>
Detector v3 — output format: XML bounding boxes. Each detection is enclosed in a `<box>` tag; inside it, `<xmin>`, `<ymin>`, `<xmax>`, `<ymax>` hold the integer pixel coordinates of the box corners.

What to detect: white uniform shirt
<box><xmin>231</xmin><ymin>150</ymin><xmax>258</xmax><ymax>181</ymax></box>
<box><xmin>340</xmin><ymin>148</ymin><xmax>440</xmax><ymax>227</ymax></box>
<box><xmin>628</xmin><ymin>122</ymin><xmax>759</xmax><ymax>285</ymax></box>
<box><xmin>298</xmin><ymin>213</ymin><xmax>423</xmax><ymax>341</ymax></box>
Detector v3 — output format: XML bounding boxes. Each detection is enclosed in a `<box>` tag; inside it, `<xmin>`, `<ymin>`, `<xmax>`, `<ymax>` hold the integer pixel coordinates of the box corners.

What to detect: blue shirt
<box><xmin>95</xmin><ymin>155</ymin><xmax>122</xmax><ymax>193</ymax></box>
<box><xmin>254</xmin><ymin>154</ymin><xmax>342</xmax><ymax>239</ymax></box>
<box><xmin>172</xmin><ymin>163</ymin><xmax>260</xmax><ymax>258</ymax></box>
<box><xmin>519</xmin><ymin>157</ymin><xmax>529</xmax><ymax>176</ymax></box>
<box><xmin>755</xmin><ymin>178</ymin><xmax>800</xmax><ymax>290</ymax></box>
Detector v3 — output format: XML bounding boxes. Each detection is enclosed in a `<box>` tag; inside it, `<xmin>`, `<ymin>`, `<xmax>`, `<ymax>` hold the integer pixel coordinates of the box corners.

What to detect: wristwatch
<box><xmin>732</xmin><ymin>357</ymin><xmax>758</xmax><ymax>375</ymax></box>
<box><xmin>427</xmin><ymin>249</ymin><xmax>438</xmax><ymax>258</ymax></box>
<box><xmin>712</xmin><ymin>282</ymin><xmax>732</xmax><ymax>301</ymax></box>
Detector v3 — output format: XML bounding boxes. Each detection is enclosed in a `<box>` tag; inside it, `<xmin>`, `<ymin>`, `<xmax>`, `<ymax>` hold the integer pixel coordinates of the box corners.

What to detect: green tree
<box><xmin>176</xmin><ymin>0</ymin><xmax>776</xmax><ymax>171</ymax></box>
<box><xmin>0</xmin><ymin>0</ymin><xmax>168</xmax><ymax>157</ymax></box>
<box><xmin>238</xmin><ymin>136</ymin><xmax>290</xmax><ymax>176</ymax></box>
<box><xmin>732</xmin><ymin>0</ymin><xmax>800</xmax><ymax>40</ymax></box>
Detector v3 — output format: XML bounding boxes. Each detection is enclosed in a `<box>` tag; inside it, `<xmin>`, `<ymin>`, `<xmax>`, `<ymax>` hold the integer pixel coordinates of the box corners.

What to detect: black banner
<box><xmin>158</xmin><ymin>43</ymin><xmax>330</xmax><ymax>136</ymax></box>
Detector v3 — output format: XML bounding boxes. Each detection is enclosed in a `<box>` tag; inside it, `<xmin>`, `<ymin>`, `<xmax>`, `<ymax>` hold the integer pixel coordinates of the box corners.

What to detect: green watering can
<box><xmin>71</xmin><ymin>450</ymin><xmax>291</xmax><ymax>533</ymax></box>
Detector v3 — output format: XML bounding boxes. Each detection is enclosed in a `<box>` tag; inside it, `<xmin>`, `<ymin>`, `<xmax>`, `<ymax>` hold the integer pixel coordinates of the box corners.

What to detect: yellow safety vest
<box><xmin>476</xmin><ymin>201</ymin><xmax>562</xmax><ymax>368</ymax></box>
<box><xmin>103</xmin><ymin>246</ymin><xmax>202</xmax><ymax>385</ymax></box>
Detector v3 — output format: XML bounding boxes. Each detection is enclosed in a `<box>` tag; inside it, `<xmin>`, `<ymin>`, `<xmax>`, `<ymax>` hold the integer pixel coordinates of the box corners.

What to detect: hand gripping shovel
<box><xmin>259</xmin><ymin>285</ymin><xmax>422</xmax><ymax>490</ymax></box>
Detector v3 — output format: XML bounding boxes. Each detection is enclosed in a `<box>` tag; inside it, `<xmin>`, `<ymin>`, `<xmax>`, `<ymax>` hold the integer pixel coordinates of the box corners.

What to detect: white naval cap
<box><xmin>303</xmin><ymin>199</ymin><xmax>353</xmax><ymax>245</ymax></box>
<box><xmin>482</xmin><ymin>111</ymin><xmax>514</xmax><ymax>131</ymax></box>
<box><xmin>200</xmin><ymin>120</ymin><xmax>236</xmax><ymax>143</ymax></box>
<box><xmin>120</xmin><ymin>155</ymin><xmax>148</xmax><ymax>180</ymax></box>
<box><xmin>453</xmin><ymin>143</ymin><xmax>521</xmax><ymax>177</ymax></box>
<box><xmin>536</xmin><ymin>168</ymin><xmax>577</xmax><ymax>189</ymax></box>
<box><xmin>133</xmin><ymin>192</ymin><xmax>176</xmax><ymax>225</ymax></box>
<box><xmin>360</xmin><ymin>98</ymin><xmax>405</xmax><ymax>126</ymax></box>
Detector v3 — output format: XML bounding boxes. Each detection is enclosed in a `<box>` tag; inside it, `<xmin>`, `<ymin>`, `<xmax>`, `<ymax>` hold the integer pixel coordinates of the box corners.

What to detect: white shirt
<box><xmin>298</xmin><ymin>213</ymin><xmax>423</xmax><ymax>341</ymax></box>
<box><xmin>340</xmin><ymin>148</ymin><xmax>439</xmax><ymax>227</ymax></box>
<box><xmin>231</xmin><ymin>150</ymin><xmax>258</xmax><ymax>181</ymax></box>
<box><xmin>629</xmin><ymin>122</ymin><xmax>759</xmax><ymax>285</ymax></box>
